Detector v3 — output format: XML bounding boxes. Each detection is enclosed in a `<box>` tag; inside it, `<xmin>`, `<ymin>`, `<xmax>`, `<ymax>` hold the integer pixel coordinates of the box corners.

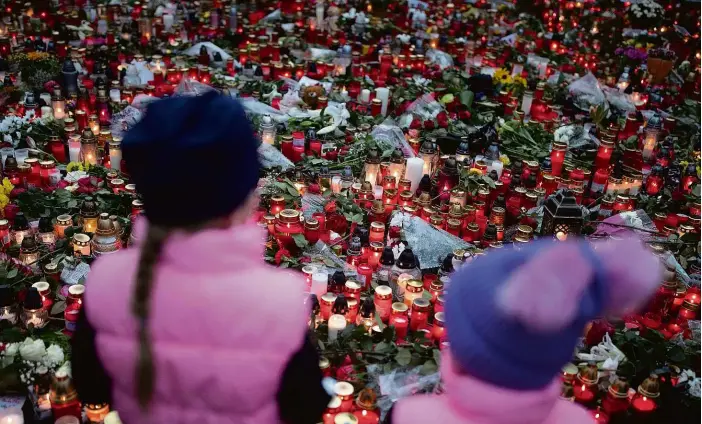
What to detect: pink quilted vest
<box><xmin>393</xmin><ymin>351</ymin><xmax>595</xmax><ymax>424</ymax></box>
<box><xmin>85</xmin><ymin>220</ymin><xmax>309</xmax><ymax>424</ymax></box>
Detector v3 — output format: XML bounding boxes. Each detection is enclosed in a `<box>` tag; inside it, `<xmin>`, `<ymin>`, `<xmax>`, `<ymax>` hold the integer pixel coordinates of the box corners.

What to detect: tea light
<box><xmin>73</xmin><ymin>233</ymin><xmax>91</xmax><ymax>256</ymax></box>
<box><xmin>334</xmin><ymin>381</ymin><xmax>355</xmax><ymax>412</ymax></box>
<box><xmin>404</xmin><ymin>280</ymin><xmax>424</xmax><ymax>307</ymax></box>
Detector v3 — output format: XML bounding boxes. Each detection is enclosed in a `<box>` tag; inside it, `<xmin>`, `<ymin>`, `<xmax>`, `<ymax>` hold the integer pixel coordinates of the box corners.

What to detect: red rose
<box><xmin>308</xmin><ymin>183</ymin><xmax>321</xmax><ymax>194</ymax></box>
<box><xmin>10</xmin><ymin>187</ymin><xmax>25</xmax><ymax>198</ymax></box>
<box><xmin>325</xmin><ymin>213</ymin><xmax>348</xmax><ymax>236</ymax></box>
<box><xmin>584</xmin><ymin>319</ymin><xmax>615</xmax><ymax>347</ymax></box>
<box><xmin>274</xmin><ymin>248</ymin><xmax>291</xmax><ymax>265</ymax></box>
<box><xmin>459</xmin><ymin>110</ymin><xmax>472</xmax><ymax>121</ymax></box>
<box><xmin>423</xmin><ymin>120</ymin><xmax>435</xmax><ymax>130</ymax></box>
<box><xmin>410</xmin><ymin>118</ymin><xmax>422</xmax><ymax>129</ymax></box>
<box><xmin>335</xmin><ymin>364</ymin><xmax>358</xmax><ymax>383</ymax></box>
<box><xmin>299</xmin><ymin>256</ymin><xmax>311</xmax><ymax>264</ymax></box>
<box><xmin>326</xmin><ymin>150</ymin><xmax>338</xmax><ymax>161</ymax></box>
<box><xmin>324</xmin><ymin>201</ymin><xmax>337</xmax><ymax>213</ymax></box>
<box><xmin>436</xmin><ymin>111</ymin><xmax>449</xmax><ymax>128</ymax></box>
<box><xmin>57</xmin><ymin>180</ymin><xmax>70</xmax><ymax>189</ymax></box>
<box><xmin>3</xmin><ymin>204</ymin><xmax>19</xmax><ymax>221</ymax></box>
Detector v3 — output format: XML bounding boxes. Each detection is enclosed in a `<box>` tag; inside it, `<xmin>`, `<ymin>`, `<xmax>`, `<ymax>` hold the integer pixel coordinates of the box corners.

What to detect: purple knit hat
<box><xmin>445</xmin><ymin>238</ymin><xmax>661</xmax><ymax>391</ymax></box>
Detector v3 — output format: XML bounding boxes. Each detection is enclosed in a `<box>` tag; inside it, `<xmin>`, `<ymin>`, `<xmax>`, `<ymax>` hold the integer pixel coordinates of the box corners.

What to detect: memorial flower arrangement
<box><xmin>9</xmin><ymin>52</ymin><xmax>61</xmax><ymax>92</ymax></box>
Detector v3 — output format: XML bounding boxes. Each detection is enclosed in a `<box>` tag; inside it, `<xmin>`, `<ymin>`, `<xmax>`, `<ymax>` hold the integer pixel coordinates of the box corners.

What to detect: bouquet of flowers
<box><xmin>9</xmin><ymin>52</ymin><xmax>61</xmax><ymax>92</ymax></box>
<box><xmin>647</xmin><ymin>47</ymin><xmax>677</xmax><ymax>84</ymax></box>
<box><xmin>627</xmin><ymin>0</ymin><xmax>664</xmax><ymax>29</ymax></box>
<box><xmin>0</xmin><ymin>336</ymin><xmax>68</xmax><ymax>391</ymax></box>
<box><xmin>615</xmin><ymin>46</ymin><xmax>648</xmax><ymax>68</ymax></box>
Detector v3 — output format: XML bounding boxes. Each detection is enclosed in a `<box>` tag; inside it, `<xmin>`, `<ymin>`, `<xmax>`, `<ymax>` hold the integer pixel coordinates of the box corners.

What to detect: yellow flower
<box><xmin>1</xmin><ymin>177</ymin><xmax>13</xmax><ymax>195</ymax></box>
<box><xmin>499</xmin><ymin>154</ymin><xmax>511</xmax><ymax>166</ymax></box>
<box><xmin>0</xmin><ymin>193</ymin><xmax>9</xmax><ymax>210</ymax></box>
<box><xmin>468</xmin><ymin>168</ymin><xmax>484</xmax><ymax>176</ymax></box>
<box><xmin>66</xmin><ymin>162</ymin><xmax>85</xmax><ymax>172</ymax></box>
<box><xmin>493</xmin><ymin>69</ymin><xmax>512</xmax><ymax>85</ymax></box>
<box><xmin>26</xmin><ymin>51</ymin><xmax>50</xmax><ymax>61</ymax></box>
<box><xmin>512</xmin><ymin>75</ymin><xmax>527</xmax><ymax>87</ymax></box>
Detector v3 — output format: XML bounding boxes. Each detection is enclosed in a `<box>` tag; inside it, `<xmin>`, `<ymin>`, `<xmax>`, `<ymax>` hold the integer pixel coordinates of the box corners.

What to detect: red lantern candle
<box><xmin>344</xmin><ymin>280</ymin><xmax>362</xmax><ymax>303</ymax></box>
<box><xmin>432</xmin><ymin>312</ymin><xmax>446</xmax><ymax>343</ymax></box>
<box><xmin>320</xmin><ymin>292</ymin><xmax>337</xmax><ymax>321</ymax></box>
<box><xmin>369</xmin><ymin>222</ymin><xmax>385</xmax><ymax>244</ymax></box>
<box><xmin>374</xmin><ymin>285</ymin><xmax>393</xmax><ymax>322</ymax></box>
<box><xmin>677</xmin><ymin>301</ymin><xmax>700</xmax><ymax>322</ymax></box>
<box><xmin>409</xmin><ymin>298</ymin><xmax>430</xmax><ymax>331</ymax></box>
<box><xmin>595</xmin><ymin>139</ymin><xmax>614</xmax><ymax>168</ymax></box>
<box><xmin>269</xmin><ymin>195</ymin><xmax>285</xmax><ymax>216</ymax></box>
<box><xmin>685</xmin><ymin>286</ymin><xmax>701</xmax><ymax>305</ymax></box>
<box><xmin>305</xmin><ymin>218</ymin><xmax>320</xmax><ymax>244</ymax></box>
<box><xmin>550</xmin><ymin>142</ymin><xmax>567</xmax><ymax>176</ymax></box>
<box><xmin>274</xmin><ymin>209</ymin><xmax>304</xmax><ymax>251</ymax></box>
<box><xmin>630</xmin><ymin>375</ymin><xmax>659</xmax><ymax>418</ymax></box>
<box><xmin>357</xmin><ymin>263</ymin><xmax>373</xmax><ymax>289</ymax></box>
<box><xmin>389</xmin><ymin>302</ymin><xmax>409</xmax><ymax>342</ymax></box>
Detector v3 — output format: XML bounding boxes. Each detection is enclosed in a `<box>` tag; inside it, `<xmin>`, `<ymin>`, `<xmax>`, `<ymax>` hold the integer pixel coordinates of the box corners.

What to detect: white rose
<box><xmin>4</xmin><ymin>343</ymin><xmax>19</xmax><ymax>357</ymax></box>
<box><xmin>19</xmin><ymin>338</ymin><xmax>47</xmax><ymax>362</ymax></box>
<box><xmin>45</xmin><ymin>345</ymin><xmax>65</xmax><ymax>367</ymax></box>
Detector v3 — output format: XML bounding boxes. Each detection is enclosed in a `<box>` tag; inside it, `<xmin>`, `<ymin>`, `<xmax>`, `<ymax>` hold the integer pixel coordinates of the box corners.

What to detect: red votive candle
<box><xmin>389</xmin><ymin>302</ymin><xmax>409</xmax><ymax>342</ymax></box>
<box><xmin>357</xmin><ymin>263</ymin><xmax>373</xmax><ymax>289</ymax></box>
<box><xmin>550</xmin><ymin>142</ymin><xmax>567</xmax><ymax>176</ymax></box>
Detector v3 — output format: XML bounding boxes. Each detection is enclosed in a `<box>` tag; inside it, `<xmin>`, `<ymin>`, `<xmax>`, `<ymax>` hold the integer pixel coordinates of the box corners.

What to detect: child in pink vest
<box><xmin>71</xmin><ymin>93</ymin><xmax>330</xmax><ymax>424</ymax></box>
<box><xmin>389</xmin><ymin>237</ymin><xmax>661</xmax><ymax>424</ymax></box>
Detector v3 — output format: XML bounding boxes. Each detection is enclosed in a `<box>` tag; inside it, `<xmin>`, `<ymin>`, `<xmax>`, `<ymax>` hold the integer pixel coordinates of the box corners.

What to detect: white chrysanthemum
<box><xmin>45</xmin><ymin>345</ymin><xmax>65</xmax><ymax>367</ymax></box>
<box><xmin>19</xmin><ymin>338</ymin><xmax>47</xmax><ymax>362</ymax></box>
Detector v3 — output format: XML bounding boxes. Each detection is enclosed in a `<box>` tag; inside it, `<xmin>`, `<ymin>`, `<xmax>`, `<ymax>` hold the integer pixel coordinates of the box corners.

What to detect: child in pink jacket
<box><xmin>71</xmin><ymin>93</ymin><xmax>330</xmax><ymax>424</ymax></box>
<box><xmin>389</xmin><ymin>237</ymin><xmax>661</xmax><ymax>424</ymax></box>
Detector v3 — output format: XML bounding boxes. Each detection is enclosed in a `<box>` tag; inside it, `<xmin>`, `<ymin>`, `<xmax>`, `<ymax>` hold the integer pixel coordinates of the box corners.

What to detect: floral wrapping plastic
<box><xmin>390</xmin><ymin>211</ymin><xmax>472</xmax><ymax>269</ymax></box>
<box><xmin>371</xmin><ymin>118</ymin><xmax>417</xmax><ymax>158</ymax></box>
<box><xmin>568</xmin><ymin>72</ymin><xmax>607</xmax><ymax>111</ymax></box>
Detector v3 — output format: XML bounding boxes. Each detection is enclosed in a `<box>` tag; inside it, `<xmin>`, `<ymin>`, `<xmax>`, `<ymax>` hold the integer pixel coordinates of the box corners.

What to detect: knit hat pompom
<box><xmin>446</xmin><ymin>238</ymin><xmax>660</xmax><ymax>391</ymax></box>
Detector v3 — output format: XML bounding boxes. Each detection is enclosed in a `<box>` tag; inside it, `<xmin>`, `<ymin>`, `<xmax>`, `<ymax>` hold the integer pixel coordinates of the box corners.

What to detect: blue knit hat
<box><xmin>122</xmin><ymin>92</ymin><xmax>260</xmax><ymax>227</ymax></box>
<box><xmin>445</xmin><ymin>238</ymin><xmax>660</xmax><ymax>391</ymax></box>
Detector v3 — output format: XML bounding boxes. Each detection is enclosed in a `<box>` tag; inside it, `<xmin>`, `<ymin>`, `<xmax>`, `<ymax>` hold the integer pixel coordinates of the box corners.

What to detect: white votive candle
<box><xmin>311</xmin><ymin>272</ymin><xmax>328</xmax><ymax>299</ymax></box>
<box><xmin>328</xmin><ymin>314</ymin><xmax>347</xmax><ymax>341</ymax></box>
<box><xmin>375</xmin><ymin>87</ymin><xmax>390</xmax><ymax>116</ymax></box>
<box><xmin>404</xmin><ymin>157</ymin><xmax>424</xmax><ymax>192</ymax></box>
<box><xmin>359</xmin><ymin>89</ymin><xmax>371</xmax><ymax>103</ymax></box>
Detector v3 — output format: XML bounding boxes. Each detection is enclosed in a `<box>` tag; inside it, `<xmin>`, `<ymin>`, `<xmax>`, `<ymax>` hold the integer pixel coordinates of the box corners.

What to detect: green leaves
<box><xmin>459</xmin><ymin>90</ymin><xmax>474</xmax><ymax>108</ymax></box>
<box><xmin>395</xmin><ymin>348</ymin><xmax>412</xmax><ymax>366</ymax></box>
<box><xmin>291</xmin><ymin>234</ymin><xmax>309</xmax><ymax>249</ymax></box>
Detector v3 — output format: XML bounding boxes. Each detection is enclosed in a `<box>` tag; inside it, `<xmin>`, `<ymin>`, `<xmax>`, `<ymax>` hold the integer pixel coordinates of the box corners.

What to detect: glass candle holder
<box><xmin>374</xmin><ymin>285</ymin><xmax>393</xmax><ymax>322</ymax></box>
<box><xmin>357</xmin><ymin>263</ymin><xmax>373</xmax><ymax>288</ymax></box>
<box><xmin>85</xmin><ymin>403</ymin><xmax>110</xmax><ymax>423</ymax></box>
<box><xmin>275</xmin><ymin>209</ymin><xmax>304</xmax><ymax>251</ymax></box>
<box><xmin>80</xmin><ymin>129</ymin><xmax>98</xmax><ymax>165</ymax></box>
<box><xmin>432</xmin><ymin>312</ymin><xmax>446</xmax><ymax>343</ymax></box>
<box><xmin>320</xmin><ymin>292</ymin><xmax>337</xmax><ymax>321</ymax></box>
<box><xmin>550</xmin><ymin>141</ymin><xmax>567</xmax><ymax>176</ymax></box>
<box><xmin>343</xmin><ymin>280</ymin><xmax>362</xmax><ymax>302</ymax></box>
<box><xmin>368</xmin><ymin>242</ymin><xmax>384</xmax><ymax>269</ymax></box>
<box><xmin>595</xmin><ymin>139</ymin><xmax>614</xmax><ymax>169</ymax></box>
<box><xmin>22</xmin><ymin>297</ymin><xmax>48</xmax><ymax>330</ymax></box>
<box><xmin>19</xmin><ymin>237</ymin><xmax>40</xmax><ymax>268</ymax></box>
<box><xmin>88</xmin><ymin>114</ymin><xmax>100</xmax><ymax>136</ymax></box>
<box><xmin>73</xmin><ymin>233</ymin><xmax>92</xmax><ymax>257</ymax></box>
<box><xmin>630</xmin><ymin>375</ymin><xmax>659</xmax><ymax>418</ymax></box>
<box><xmin>409</xmin><ymin>298</ymin><xmax>430</xmax><ymax>331</ymax></box>
<box><xmin>389</xmin><ymin>302</ymin><xmax>409</xmax><ymax>342</ymax></box>
<box><xmin>334</xmin><ymin>381</ymin><xmax>355</xmax><ymax>412</ymax></box>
